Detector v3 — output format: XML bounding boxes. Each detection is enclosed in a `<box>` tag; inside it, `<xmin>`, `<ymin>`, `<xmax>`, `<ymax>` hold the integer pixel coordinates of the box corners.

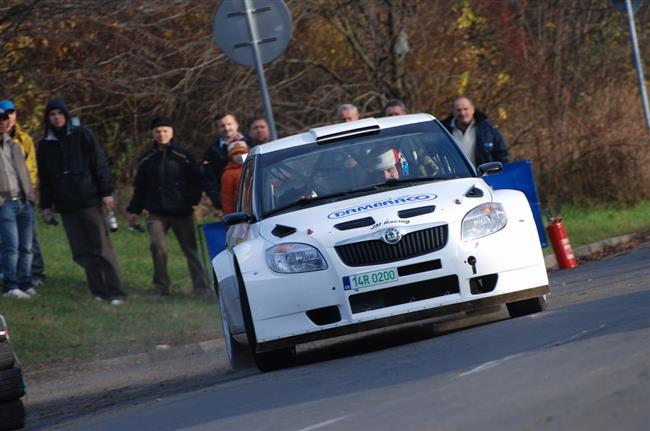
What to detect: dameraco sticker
<box><xmin>327</xmin><ymin>193</ymin><xmax>437</xmax><ymax>219</ymax></box>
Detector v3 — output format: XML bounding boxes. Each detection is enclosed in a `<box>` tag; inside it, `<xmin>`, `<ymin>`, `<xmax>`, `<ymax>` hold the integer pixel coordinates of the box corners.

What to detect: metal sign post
<box><xmin>243</xmin><ymin>0</ymin><xmax>277</xmax><ymax>141</ymax></box>
<box><xmin>610</xmin><ymin>0</ymin><xmax>650</xmax><ymax>132</ymax></box>
<box><xmin>213</xmin><ymin>0</ymin><xmax>293</xmax><ymax>142</ymax></box>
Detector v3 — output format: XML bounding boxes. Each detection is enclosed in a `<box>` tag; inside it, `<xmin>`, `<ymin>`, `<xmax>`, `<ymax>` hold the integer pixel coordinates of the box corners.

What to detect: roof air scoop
<box><xmin>310</xmin><ymin>118</ymin><xmax>380</xmax><ymax>143</ymax></box>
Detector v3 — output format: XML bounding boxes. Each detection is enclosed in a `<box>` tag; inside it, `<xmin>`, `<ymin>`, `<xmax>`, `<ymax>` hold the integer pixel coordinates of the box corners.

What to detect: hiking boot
<box><xmin>3</xmin><ymin>289</ymin><xmax>31</xmax><ymax>299</ymax></box>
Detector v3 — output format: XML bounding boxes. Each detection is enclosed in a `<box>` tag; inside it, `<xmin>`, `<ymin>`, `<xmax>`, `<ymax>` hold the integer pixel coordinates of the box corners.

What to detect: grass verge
<box><xmin>0</xmin><ymin>217</ymin><xmax>221</xmax><ymax>370</ymax></box>
<box><xmin>542</xmin><ymin>201</ymin><xmax>650</xmax><ymax>253</ymax></box>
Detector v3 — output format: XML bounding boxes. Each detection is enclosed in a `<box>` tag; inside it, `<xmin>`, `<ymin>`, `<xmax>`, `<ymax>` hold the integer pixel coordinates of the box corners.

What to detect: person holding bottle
<box><xmin>36</xmin><ymin>98</ymin><xmax>126</xmax><ymax>304</ymax></box>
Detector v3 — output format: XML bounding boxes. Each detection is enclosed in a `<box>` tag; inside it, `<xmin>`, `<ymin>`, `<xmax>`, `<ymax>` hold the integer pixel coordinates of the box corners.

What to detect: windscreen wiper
<box><xmin>375</xmin><ymin>175</ymin><xmax>460</xmax><ymax>188</ymax></box>
<box><xmin>265</xmin><ymin>186</ymin><xmax>378</xmax><ymax>218</ymax></box>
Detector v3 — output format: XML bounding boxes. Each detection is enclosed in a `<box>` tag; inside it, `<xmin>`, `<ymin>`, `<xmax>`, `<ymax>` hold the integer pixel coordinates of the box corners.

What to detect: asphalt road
<box><xmin>49</xmin><ymin>242</ymin><xmax>650</xmax><ymax>431</ymax></box>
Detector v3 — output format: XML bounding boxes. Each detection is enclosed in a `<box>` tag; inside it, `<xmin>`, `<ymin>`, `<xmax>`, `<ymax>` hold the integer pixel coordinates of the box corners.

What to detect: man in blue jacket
<box><xmin>441</xmin><ymin>96</ymin><xmax>509</xmax><ymax>166</ymax></box>
<box><xmin>37</xmin><ymin>98</ymin><xmax>126</xmax><ymax>304</ymax></box>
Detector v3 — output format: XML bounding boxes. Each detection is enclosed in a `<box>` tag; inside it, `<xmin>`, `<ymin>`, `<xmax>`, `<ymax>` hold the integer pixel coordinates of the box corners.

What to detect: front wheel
<box><xmin>507</xmin><ymin>296</ymin><xmax>547</xmax><ymax>318</ymax></box>
<box><xmin>218</xmin><ymin>293</ymin><xmax>253</xmax><ymax>370</ymax></box>
<box><xmin>236</xmin><ymin>261</ymin><xmax>295</xmax><ymax>372</ymax></box>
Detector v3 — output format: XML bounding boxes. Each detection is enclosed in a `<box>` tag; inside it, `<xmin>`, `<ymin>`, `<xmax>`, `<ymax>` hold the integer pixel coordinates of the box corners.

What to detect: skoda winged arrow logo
<box><xmin>383</xmin><ymin>228</ymin><xmax>402</xmax><ymax>245</ymax></box>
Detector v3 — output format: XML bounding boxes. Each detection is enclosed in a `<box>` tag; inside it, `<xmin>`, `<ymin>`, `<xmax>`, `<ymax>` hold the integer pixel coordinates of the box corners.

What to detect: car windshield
<box><xmin>258</xmin><ymin>120</ymin><xmax>473</xmax><ymax>217</ymax></box>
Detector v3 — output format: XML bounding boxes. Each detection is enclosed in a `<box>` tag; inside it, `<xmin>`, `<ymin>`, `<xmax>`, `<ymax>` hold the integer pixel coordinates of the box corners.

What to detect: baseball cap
<box><xmin>0</xmin><ymin>100</ymin><xmax>15</xmax><ymax>112</ymax></box>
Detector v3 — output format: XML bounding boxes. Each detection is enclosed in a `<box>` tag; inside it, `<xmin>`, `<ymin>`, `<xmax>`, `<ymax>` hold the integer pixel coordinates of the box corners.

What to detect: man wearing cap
<box><xmin>37</xmin><ymin>98</ymin><xmax>126</xmax><ymax>304</ymax></box>
<box><xmin>0</xmin><ymin>99</ymin><xmax>46</xmax><ymax>287</ymax></box>
<box><xmin>127</xmin><ymin>117</ymin><xmax>209</xmax><ymax>298</ymax></box>
<box><xmin>0</xmin><ymin>106</ymin><xmax>36</xmax><ymax>299</ymax></box>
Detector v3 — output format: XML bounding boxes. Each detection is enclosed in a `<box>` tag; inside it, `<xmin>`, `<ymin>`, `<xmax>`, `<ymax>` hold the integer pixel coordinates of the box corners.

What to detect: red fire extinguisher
<box><xmin>546</xmin><ymin>217</ymin><xmax>577</xmax><ymax>269</ymax></box>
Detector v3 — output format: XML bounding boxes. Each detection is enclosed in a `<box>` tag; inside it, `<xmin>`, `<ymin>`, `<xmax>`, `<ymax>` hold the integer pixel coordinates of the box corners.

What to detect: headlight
<box><xmin>265</xmin><ymin>243</ymin><xmax>328</xmax><ymax>273</ymax></box>
<box><xmin>462</xmin><ymin>202</ymin><xmax>507</xmax><ymax>241</ymax></box>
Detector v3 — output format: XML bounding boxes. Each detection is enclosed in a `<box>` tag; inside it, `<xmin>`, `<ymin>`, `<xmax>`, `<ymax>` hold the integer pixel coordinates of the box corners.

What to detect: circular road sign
<box><xmin>213</xmin><ymin>0</ymin><xmax>292</xmax><ymax>67</ymax></box>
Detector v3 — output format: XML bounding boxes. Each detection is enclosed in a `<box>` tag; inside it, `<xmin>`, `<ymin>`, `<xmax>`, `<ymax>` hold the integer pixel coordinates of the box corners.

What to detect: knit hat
<box><xmin>227</xmin><ymin>140</ymin><xmax>249</xmax><ymax>158</ymax></box>
<box><xmin>150</xmin><ymin>116</ymin><xmax>174</xmax><ymax>130</ymax></box>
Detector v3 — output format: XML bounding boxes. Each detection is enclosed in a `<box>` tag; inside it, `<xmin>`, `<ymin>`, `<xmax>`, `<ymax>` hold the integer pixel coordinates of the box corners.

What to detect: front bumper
<box><xmin>256</xmin><ymin>284</ymin><xmax>549</xmax><ymax>352</ymax></box>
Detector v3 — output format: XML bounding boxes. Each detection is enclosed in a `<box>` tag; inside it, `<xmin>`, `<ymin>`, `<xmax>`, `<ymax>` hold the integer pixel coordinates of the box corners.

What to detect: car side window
<box><xmin>237</xmin><ymin>156</ymin><xmax>255</xmax><ymax>214</ymax></box>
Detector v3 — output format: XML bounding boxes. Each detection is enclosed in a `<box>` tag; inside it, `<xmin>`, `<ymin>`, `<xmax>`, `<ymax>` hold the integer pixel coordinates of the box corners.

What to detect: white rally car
<box><xmin>213</xmin><ymin>114</ymin><xmax>549</xmax><ymax>371</ymax></box>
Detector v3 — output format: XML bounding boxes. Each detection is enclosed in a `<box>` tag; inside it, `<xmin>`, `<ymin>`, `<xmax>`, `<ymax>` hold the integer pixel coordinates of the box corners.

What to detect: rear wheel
<box><xmin>0</xmin><ymin>343</ymin><xmax>15</xmax><ymax>370</ymax></box>
<box><xmin>218</xmin><ymin>292</ymin><xmax>253</xmax><ymax>370</ymax></box>
<box><xmin>0</xmin><ymin>367</ymin><xmax>25</xmax><ymax>402</ymax></box>
<box><xmin>236</xmin><ymin>261</ymin><xmax>295</xmax><ymax>372</ymax></box>
<box><xmin>507</xmin><ymin>296</ymin><xmax>547</xmax><ymax>318</ymax></box>
<box><xmin>0</xmin><ymin>399</ymin><xmax>25</xmax><ymax>430</ymax></box>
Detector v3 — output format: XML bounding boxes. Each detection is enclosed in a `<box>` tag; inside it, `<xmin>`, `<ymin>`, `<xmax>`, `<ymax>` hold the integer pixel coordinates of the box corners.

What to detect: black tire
<box><xmin>507</xmin><ymin>296</ymin><xmax>547</xmax><ymax>318</ymax></box>
<box><xmin>0</xmin><ymin>399</ymin><xmax>25</xmax><ymax>430</ymax></box>
<box><xmin>0</xmin><ymin>343</ymin><xmax>15</xmax><ymax>371</ymax></box>
<box><xmin>0</xmin><ymin>368</ymin><xmax>25</xmax><ymax>402</ymax></box>
<box><xmin>218</xmin><ymin>291</ymin><xmax>253</xmax><ymax>370</ymax></box>
<box><xmin>235</xmin><ymin>260</ymin><xmax>295</xmax><ymax>372</ymax></box>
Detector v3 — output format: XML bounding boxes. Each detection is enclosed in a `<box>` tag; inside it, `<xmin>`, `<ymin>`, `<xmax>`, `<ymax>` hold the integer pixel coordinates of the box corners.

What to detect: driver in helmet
<box><xmin>369</xmin><ymin>147</ymin><xmax>410</xmax><ymax>180</ymax></box>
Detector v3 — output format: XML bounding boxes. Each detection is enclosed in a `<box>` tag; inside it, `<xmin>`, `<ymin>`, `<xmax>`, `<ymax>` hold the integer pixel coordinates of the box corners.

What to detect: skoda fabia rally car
<box><xmin>213</xmin><ymin>114</ymin><xmax>549</xmax><ymax>371</ymax></box>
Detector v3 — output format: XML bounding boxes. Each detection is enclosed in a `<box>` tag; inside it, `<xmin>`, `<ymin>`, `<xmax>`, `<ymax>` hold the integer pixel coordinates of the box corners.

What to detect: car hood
<box><xmin>258</xmin><ymin>178</ymin><xmax>493</xmax><ymax>246</ymax></box>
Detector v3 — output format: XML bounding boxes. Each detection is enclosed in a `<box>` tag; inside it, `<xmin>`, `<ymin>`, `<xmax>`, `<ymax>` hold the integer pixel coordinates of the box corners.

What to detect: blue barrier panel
<box><xmin>202</xmin><ymin>221</ymin><xmax>228</xmax><ymax>261</ymax></box>
<box><xmin>483</xmin><ymin>160</ymin><xmax>548</xmax><ymax>247</ymax></box>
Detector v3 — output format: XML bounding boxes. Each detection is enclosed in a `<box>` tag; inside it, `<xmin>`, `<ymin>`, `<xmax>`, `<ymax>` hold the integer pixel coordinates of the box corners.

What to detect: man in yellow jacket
<box><xmin>0</xmin><ymin>99</ymin><xmax>46</xmax><ymax>287</ymax></box>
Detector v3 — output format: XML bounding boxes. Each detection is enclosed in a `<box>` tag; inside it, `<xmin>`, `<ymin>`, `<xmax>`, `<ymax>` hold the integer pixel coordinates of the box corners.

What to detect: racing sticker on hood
<box><xmin>328</xmin><ymin>193</ymin><xmax>437</xmax><ymax>219</ymax></box>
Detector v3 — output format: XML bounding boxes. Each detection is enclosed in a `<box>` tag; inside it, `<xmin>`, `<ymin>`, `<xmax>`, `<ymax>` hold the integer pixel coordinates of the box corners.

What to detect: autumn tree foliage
<box><xmin>0</xmin><ymin>0</ymin><xmax>648</xmax><ymax>208</ymax></box>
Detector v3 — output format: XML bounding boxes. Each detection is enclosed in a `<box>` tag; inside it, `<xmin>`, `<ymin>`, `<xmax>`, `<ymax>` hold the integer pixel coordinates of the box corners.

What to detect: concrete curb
<box><xmin>543</xmin><ymin>232</ymin><xmax>639</xmax><ymax>271</ymax></box>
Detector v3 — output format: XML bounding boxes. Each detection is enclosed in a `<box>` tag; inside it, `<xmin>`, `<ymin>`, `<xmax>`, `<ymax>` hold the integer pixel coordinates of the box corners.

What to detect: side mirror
<box><xmin>223</xmin><ymin>212</ymin><xmax>251</xmax><ymax>227</ymax></box>
<box><xmin>477</xmin><ymin>162</ymin><xmax>503</xmax><ymax>177</ymax></box>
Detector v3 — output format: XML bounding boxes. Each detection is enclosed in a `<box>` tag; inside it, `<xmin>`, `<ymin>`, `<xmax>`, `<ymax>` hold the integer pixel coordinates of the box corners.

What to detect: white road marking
<box><xmin>458</xmin><ymin>323</ymin><xmax>608</xmax><ymax>378</ymax></box>
<box><xmin>458</xmin><ymin>353</ymin><xmax>524</xmax><ymax>377</ymax></box>
<box><xmin>295</xmin><ymin>415</ymin><xmax>348</xmax><ymax>431</ymax></box>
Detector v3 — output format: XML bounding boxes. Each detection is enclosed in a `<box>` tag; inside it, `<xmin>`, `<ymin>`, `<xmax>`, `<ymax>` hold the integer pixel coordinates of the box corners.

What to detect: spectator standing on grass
<box><xmin>247</xmin><ymin>117</ymin><xmax>270</xmax><ymax>146</ymax></box>
<box><xmin>37</xmin><ymin>98</ymin><xmax>126</xmax><ymax>305</ymax></box>
<box><xmin>383</xmin><ymin>99</ymin><xmax>407</xmax><ymax>116</ymax></box>
<box><xmin>0</xmin><ymin>99</ymin><xmax>46</xmax><ymax>287</ymax></box>
<box><xmin>127</xmin><ymin>117</ymin><xmax>209</xmax><ymax>298</ymax></box>
<box><xmin>337</xmin><ymin>104</ymin><xmax>360</xmax><ymax>122</ymax></box>
<box><xmin>441</xmin><ymin>96</ymin><xmax>508</xmax><ymax>166</ymax></box>
<box><xmin>221</xmin><ymin>140</ymin><xmax>250</xmax><ymax>215</ymax></box>
<box><xmin>0</xmin><ymin>106</ymin><xmax>36</xmax><ymax>299</ymax></box>
<box><xmin>202</xmin><ymin>112</ymin><xmax>251</xmax><ymax>215</ymax></box>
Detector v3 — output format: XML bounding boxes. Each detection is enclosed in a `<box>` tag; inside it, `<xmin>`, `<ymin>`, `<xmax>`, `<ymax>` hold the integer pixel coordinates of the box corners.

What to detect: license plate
<box><xmin>343</xmin><ymin>268</ymin><xmax>398</xmax><ymax>291</ymax></box>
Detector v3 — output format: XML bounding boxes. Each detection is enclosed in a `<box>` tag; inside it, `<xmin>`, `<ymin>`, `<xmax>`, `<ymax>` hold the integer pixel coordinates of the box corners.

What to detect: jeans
<box><xmin>31</xmin><ymin>229</ymin><xmax>45</xmax><ymax>282</ymax></box>
<box><xmin>0</xmin><ymin>223</ymin><xmax>45</xmax><ymax>282</ymax></box>
<box><xmin>0</xmin><ymin>200</ymin><xmax>34</xmax><ymax>293</ymax></box>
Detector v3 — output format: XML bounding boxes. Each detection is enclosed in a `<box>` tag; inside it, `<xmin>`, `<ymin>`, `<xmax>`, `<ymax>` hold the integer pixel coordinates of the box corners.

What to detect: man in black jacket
<box><xmin>441</xmin><ymin>96</ymin><xmax>509</xmax><ymax>166</ymax></box>
<box><xmin>37</xmin><ymin>98</ymin><xmax>126</xmax><ymax>304</ymax></box>
<box><xmin>127</xmin><ymin>117</ymin><xmax>209</xmax><ymax>297</ymax></box>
